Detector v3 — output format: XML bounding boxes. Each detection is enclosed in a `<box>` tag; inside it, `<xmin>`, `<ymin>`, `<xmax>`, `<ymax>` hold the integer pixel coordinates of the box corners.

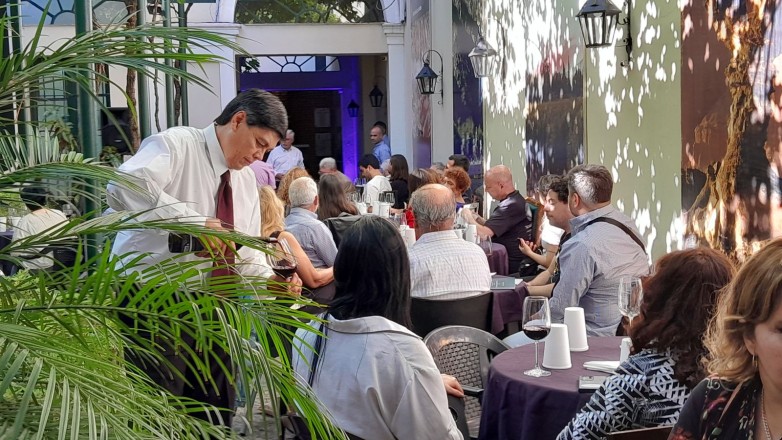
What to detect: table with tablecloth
<box><xmin>479</xmin><ymin>336</ymin><xmax>624</xmax><ymax>440</ymax></box>
<box><xmin>489</xmin><ymin>280</ymin><xmax>528</xmax><ymax>335</ymax></box>
<box><xmin>486</xmin><ymin>243</ymin><xmax>509</xmax><ymax>275</ymax></box>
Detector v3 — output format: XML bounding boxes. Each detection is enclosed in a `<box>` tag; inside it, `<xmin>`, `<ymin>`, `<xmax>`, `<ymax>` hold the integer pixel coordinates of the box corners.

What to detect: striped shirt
<box><xmin>550</xmin><ymin>205</ymin><xmax>648</xmax><ymax>336</ymax></box>
<box><xmin>285</xmin><ymin>207</ymin><xmax>337</xmax><ymax>268</ymax></box>
<box><xmin>408</xmin><ymin>230</ymin><xmax>492</xmax><ymax>300</ymax></box>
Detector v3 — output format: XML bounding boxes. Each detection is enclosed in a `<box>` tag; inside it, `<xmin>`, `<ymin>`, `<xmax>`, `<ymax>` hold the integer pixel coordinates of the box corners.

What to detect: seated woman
<box><xmin>292</xmin><ymin>216</ymin><xmax>464</xmax><ymax>440</ymax></box>
<box><xmin>443</xmin><ymin>167</ymin><xmax>471</xmax><ymax>211</ymax></box>
<box><xmin>316</xmin><ymin>174</ymin><xmax>358</xmax><ymax>221</ymax></box>
<box><xmin>388</xmin><ymin>154</ymin><xmax>411</xmax><ymax>211</ymax></box>
<box><xmin>557</xmin><ymin>247</ymin><xmax>734</xmax><ymax>439</ymax></box>
<box><xmin>670</xmin><ymin>238</ymin><xmax>782</xmax><ymax>440</ymax></box>
<box><xmin>259</xmin><ymin>186</ymin><xmax>333</xmax><ymax>289</ymax></box>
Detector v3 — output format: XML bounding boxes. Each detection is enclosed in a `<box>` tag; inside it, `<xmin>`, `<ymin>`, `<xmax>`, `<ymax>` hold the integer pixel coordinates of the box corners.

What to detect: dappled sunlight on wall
<box><xmin>585</xmin><ymin>0</ymin><xmax>682</xmax><ymax>259</ymax></box>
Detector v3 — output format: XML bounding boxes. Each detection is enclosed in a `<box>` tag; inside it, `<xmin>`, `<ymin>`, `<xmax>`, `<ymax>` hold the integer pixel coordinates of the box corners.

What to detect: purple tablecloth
<box><xmin>490</xmin><ymin>282</ymin><xmax>528</xmax><ymax>334</ymax></box>
<box><xmin>487</xmin><ymin>243</ymin><xmax>509</xmax><ymax>275</ymax></box>
<box><xmin>479</xmin><ymin>336</ymin><xmax>624</xmax><ymax>440</ymax></box>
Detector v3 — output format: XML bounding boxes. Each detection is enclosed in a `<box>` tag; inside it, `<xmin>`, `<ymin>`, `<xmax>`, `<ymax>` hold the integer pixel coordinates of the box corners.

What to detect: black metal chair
<box><xmin>410</xmin><ymin>292</ymin><xmax>493</xmax><ymax>338</ymax></box>
<box><xmin>424</xmin><ymin>325</ymin><xmax>510</xmax><ymax>439</ymax></box>
<box><xmin>323</xmin><ymin>214</ymin><xmax>362</xmax><ymax>248</ymax></box>
<box><xmin>607</xmin><ymin>425</ymin><xmax>673</xmax><ymax>440</ymax></box>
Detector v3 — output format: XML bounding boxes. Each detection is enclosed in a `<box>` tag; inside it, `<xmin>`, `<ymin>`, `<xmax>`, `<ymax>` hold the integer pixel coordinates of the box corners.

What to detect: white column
<box><xmin>383</xmin><ymin>23</ymin><xmax>414</xmax><ymax>164</ymax></box>
<box><xmin>430</xmin><ymin>0</ymin><xmax>454</xmax><ymax>164</ymax></box>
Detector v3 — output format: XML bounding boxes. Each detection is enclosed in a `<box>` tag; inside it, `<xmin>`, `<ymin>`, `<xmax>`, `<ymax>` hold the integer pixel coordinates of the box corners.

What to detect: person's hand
<box><xmin>441</xmin><ymin>374</ymin><xmax>464</xmax><ymax>397</ymax></box>
<box><xmin>287</xmin><ymin>273</ymin><xmax>303</xmax><ymax>296</ymax></box>
<box><xmin>268</xmin><ymin>273</ymin><xmax>302</xmax><ymax>296</ymax></box>
<box><xmin>518</xmin><ymin>239</ymin><xmax>537</xmax><ymax>256</ymax></box>
<box><xmin>196</xmin><ymin>217</ymin><xmax>230</xmax><ymax>259</ymax></box>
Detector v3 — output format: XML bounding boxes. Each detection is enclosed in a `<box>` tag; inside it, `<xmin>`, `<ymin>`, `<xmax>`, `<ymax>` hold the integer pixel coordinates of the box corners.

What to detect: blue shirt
<box><xmin>550</xmin><ymin>205</ymin><xmax>648</xmax><ymax>336</ymax></box>
<box><xmin>284</xmin><ymin>207</ymin><xmax>337</xmax><ymax>268</ymax></box>
<box><xmin>372</xmin><ymin>141</ymin><xmax>391</xmax><ymax>165</ymax></box>
<box><xmin>266</xmin><ymin>145</ymin><xmax>304</xmax><ymax>176</ymax></box>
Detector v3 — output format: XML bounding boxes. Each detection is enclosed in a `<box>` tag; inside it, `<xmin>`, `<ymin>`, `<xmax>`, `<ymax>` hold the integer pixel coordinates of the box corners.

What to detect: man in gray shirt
<box><xmin>285</xmin><ymin>176</ymin><xmax>338</xmax><ymax>268</ymax></box>
<box><xmin>549</xmin><ymin>164</ymin><xmax>648</xmax><ymax>336</ymax></box>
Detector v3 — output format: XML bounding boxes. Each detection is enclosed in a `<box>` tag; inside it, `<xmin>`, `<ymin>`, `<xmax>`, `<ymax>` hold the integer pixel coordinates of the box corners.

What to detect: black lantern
<box><xmin>347</xmin><ymin>100</ymin><xmax>360</xmax><ymax>118</ymax></box>
<box><xmin>468</xmin><ymin>36</ymin><xmax>497</xmax><ymax>78</ymax></box>
<box><xmin>369</xmin><ymin>85</ymin><xmax>384</xmax><ymax>108</ymax></box>
<box><xmin>576</xmin><ymin>0</ymin><xmax>622</xmax><ymax>48</ymax></box>
<box><xmin>415</xmin><ymin>50</ymin><xmax>443</xmax><ymax>96</ymax></box>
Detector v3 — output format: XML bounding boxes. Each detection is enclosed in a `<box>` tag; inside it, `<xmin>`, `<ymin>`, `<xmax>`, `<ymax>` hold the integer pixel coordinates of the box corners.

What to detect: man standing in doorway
<box><xmin>267</xmin><ymin>129</ymin><xmax>304</xmax><ymax>180</ymax></box>
<box><xmin>370</xmin><ymin>125</ymin><xmax>391</xmax><ymax>166</ymax></box>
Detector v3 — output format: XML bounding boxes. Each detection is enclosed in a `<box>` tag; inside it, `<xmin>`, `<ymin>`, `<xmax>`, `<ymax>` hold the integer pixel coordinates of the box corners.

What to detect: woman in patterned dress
<box><xmin>557</xmin><ymin>247</ymin><xmax>735</xmax><ymax>439</ymax></box>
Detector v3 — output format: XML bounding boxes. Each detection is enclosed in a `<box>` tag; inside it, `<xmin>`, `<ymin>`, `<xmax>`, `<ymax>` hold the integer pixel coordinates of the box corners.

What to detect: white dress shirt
<box><xmin>293</xmin><ymin>314</ymin><xmax>463</xmax><ymax>440</ymax></box>
<box><xmin>409</xmin><ymin>230</ymin><xmax>492</xmax><ymax>300</ymax></box>
<box><xmin>11</xmin><ymin>209</ymin><xmax>68</xmax><ymax>270</ymax></box>
<box><xmin>364</xmin><ymin>174</ymin><xmax>392</xmax><ymax>204</ymax></box>
<box><xmin>107</xmin><ymin>124</ymin><xmax>272</xmax><ymax>280</ymax></box>
<box><xmin>266</xmin><ymin>145</ymin><xmax>304</xmax><ymax>176</ymax></box>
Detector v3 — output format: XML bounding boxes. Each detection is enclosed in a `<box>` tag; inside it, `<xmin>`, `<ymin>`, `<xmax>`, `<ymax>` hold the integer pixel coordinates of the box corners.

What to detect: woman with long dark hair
<box><xmin>292</xmin><ymin>216</ymin><xmax>463</xmax><ymax>440</ymax></box>
<box><xmin>316</xmin><ymin>174</ymin><xmax>358</xmax><ymax>221</ymax></box>
<box><xmin>557</xmin><ymin>247</ymin><xmax>734</xmax><ymax>439</ymax></box>
<box><xmin>388</xmin><ymin>154</ymin><xmax>410</xmax><ymax>210</ymax></box>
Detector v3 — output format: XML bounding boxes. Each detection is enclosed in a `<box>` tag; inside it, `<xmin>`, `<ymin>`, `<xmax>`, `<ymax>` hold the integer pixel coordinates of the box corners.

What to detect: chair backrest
<box><xmin>410</xmin><ymin>292</ymin><xmax>493</xmax><ymax>338</ymax></box>
<box><xmin>323</xmin><ymin>214</ymin><xmax>362</xmax><ymax>248</ymax></box>
<box><xmin>424</xmin><ymin>325</ymin><xmax>510</xmax><ymax>438</ymax></box>
<box><xmin>447</xmin><ymin>395</ymin><xmax>470</xmax><ymax>440</ymax></box>
<box><xmin>607</xmin><ymin>425</ymin><xmax>673</xmax><ymax>440</ymax></box>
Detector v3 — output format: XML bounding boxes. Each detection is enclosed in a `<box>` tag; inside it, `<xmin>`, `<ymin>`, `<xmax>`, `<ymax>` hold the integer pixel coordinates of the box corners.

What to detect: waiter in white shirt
<box><xmin>107</xmin><ymin>89</ymin><xmax>299</xmax><ymax>428</ymax></box>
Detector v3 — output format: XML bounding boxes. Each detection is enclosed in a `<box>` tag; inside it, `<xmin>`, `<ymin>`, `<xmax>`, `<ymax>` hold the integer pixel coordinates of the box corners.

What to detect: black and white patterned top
<box><xmin>557</xmin><ymin>348</ymin><xmax>692</xmax><ymax>440</ymax></box>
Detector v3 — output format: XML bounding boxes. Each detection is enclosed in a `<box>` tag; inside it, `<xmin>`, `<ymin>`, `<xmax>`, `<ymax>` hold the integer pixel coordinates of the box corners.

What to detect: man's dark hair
<box><xmin>372</xmin><ymin>121</ymin><xmax>387</xmax><ymax>135</ymax></box>
<box><xmin>330</xmin><ymin>216</ymin><xmax>412</xmax><ymax>328</ymax></box>
<box><xmin>20</xmin><ymin>186</ymin><xmax>48</xmax><ymax>211</ymax></box>
<box><xmin>547</xmin><ymin>176</ymin><xmax>569</xmax><ymax>203</ymax></box>
<box><xmin>448</xmin><ymin>154</ymin><xmax>470</xmax><ymax>173</ymax></box>
<box><xmin>535</xmin><ymin>174</ymin><xmax>560</xmax><ymax>196</ymax></box>
<box><xmin>359</xmin><ymin>154</ymin><xmax>380</xmax><ymax>170</ymax></box>
<box><xmin>214</xmin><ymin>89</ymin><xmax>288</xmax><ymax>139</ymax></box>
<box><xmin>567</xmin><ymin>164</ymin><xmax>613</xmax><ymax>204</ymax></box>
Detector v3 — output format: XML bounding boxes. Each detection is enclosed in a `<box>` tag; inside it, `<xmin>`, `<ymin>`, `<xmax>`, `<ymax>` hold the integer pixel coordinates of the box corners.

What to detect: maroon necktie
<box><xmin>213</xmin><ymin>171</ymin><xmax>235</xmax><ymax>278</ymax></box>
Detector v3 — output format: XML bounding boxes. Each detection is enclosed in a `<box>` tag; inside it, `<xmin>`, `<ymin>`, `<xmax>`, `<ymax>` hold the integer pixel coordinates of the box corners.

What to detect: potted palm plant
<box><xmin>0</xmin><ymin>8</ymin><xmax>343</xmax><ymax>440</ymax></box>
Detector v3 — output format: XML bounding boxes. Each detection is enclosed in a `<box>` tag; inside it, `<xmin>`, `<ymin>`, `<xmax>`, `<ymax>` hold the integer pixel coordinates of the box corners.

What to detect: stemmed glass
<box><xmin>522</xmin><ymin>296</ymin><xmax>551</xmax><ymax>377</ymax></box>
<box><xmin>266</xmin><ymin>238</ymin><xmax>297</xmax><ymax>280</ymax></box>
<box><xmin>618</xmin><ymin>276</ymin><xmax>643</xmax><ymax>328</ymax></box>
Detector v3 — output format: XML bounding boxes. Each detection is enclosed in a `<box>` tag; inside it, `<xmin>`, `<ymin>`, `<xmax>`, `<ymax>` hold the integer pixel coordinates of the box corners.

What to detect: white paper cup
<box><xmin>371</xmin><ymin>201</ymin><xmax>381</xmax><ymax>216</ymax></box>
<box><xmin>356</xmin><ymin>202</ymin><xmax>367</xmax><ymax>215</ymax></box>
<box><xmin>404</xmin><ymin>228</ymin><xmax>416</xmax><ymax>247</ymax></box>
<box><xmin>564</xmin><ymin>307</ymin><xmax>589</xmax><ymax>352</ymax></box>
<box><xmin>620</xmin><ymin>337</ymin><xmax>632</xmax><ymax>363</ymax></box>
<box><xmin>465</xmin><ymin>224</ymin><xmax>477</xmax><ymax>243</ymax></box>
<box><xmin>378</xmin><ymin>202</ymin><xmax>390</xmax><ymax>218</ymax></box>
<box><xmin>454</xmin><ymin>229</ymin><xmax>464</xmax><ymax>240</ymax></box>
<box><xmin>542</xmin><ymin>324</ymin><xmax>572</xmax><ymax>369</ymax></box>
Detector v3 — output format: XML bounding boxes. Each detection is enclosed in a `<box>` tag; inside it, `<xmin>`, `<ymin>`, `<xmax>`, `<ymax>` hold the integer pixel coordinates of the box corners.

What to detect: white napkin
<box><xmin>583</xmin><ymin>361</ymin><xmax>620</xmax><ymax>374</ymax></box>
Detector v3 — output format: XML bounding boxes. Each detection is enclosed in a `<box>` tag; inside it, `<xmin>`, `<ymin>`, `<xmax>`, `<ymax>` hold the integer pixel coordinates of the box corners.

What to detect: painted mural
<box><xmin>520</xmin><ymin>3</ymin><xmax>584</xmax><ymax>194</ymax></box>
<box><xmin>410</xmin><ymin>0</ymin><xmax>432</xmax><ymax>169</ymax></box>
<box><xmin>682</xmin><ymin>0</ymin><xmax>782</xmax><ymax>260</ymax></box>
<box><xmin>452</xmin><ymin>0</ymin><xmax>484</xmax><ymax>178</ymax></box>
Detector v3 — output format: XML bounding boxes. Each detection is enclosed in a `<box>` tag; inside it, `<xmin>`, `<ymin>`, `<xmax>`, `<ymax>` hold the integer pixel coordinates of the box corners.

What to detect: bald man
<box><xmin>464</xmin><ymin>165</ymin><xmax>534</xmax><ymax>274</ymax></box>
<box><xmin>409</xmin><ymin>184</ymin><xmax>491</xmax><ymax>299</ymax></box>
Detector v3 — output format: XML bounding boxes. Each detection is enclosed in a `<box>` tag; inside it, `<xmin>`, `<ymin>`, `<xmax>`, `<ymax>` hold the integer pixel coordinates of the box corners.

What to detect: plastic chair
<box><xmin>607</xmin><ymin>425</ymin><xmax>673</xmax><ymax>440</ymax></box>
<box><xmin>424</xmin><ymin>325</ymin><xmax>511</xmax><ymax>439</ymax></box>
<box><xmin>411</xmin><ymin>292</ymin><xmax>493</xmax><ymax>338</ymax></box>
<box><xmin>323</xmin><ymin>214</ymin><xmax>362</xmax><ymax>248</ymax></box>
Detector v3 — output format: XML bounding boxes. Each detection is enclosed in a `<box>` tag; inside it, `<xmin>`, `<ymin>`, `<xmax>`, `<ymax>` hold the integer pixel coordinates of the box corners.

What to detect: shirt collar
<box><xmin>204</xmin><ymin>124</ymin><xmax>228</xmax><ymax>178</ymax></box>
<box><xmin>570</xmin><ymin>204</ymin><xmax>616</xmax><ymax>231</ymax></box>
<box><xmin>415</xmin><ymin>229</ymin><xmax>460</xmax><ymax>245</ymax></box>
<box><xmin>498</xmin><ymin>189</ymin><xmax>519</xmax><ymax>203</ymax></box>
<box><xmin>322</xmin><ymin>314</ymin><xmax>420</xmax><ymax>338</ymax></box>
<box><xmin>290</xmin><ymin>206</ymin><xmax>317</xmax><ymax>219</ymax></box>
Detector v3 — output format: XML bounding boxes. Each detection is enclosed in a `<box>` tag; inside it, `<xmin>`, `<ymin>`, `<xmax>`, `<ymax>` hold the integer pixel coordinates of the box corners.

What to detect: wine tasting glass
<box><xmin>618</xmin><ymin>276</ymin><xmax>643</xmax><ymax>328</ymax></box>
<box><xmin>522</xmin><ymin>296</ymin><xmax>551</xmax><ymax>377</ymax></box>
<box><xmin>266</xmin><ymin>238</ymin><xmax>298</xmax><ymax>280</ymax></box>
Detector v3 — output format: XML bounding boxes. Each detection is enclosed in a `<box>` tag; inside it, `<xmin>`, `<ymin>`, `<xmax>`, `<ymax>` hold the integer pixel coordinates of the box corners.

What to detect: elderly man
<box><xmin>285</xmin><ymin>176</ymin><xmax>338</xmax><ymax>268</ymax></box>
<box><xmin>266</xmin><ymin>129</ymin><xmax>304</xmax><ymax>179</ymax></box>
<box><xmin>408</xmin><ymin>184</ymin><xmax>491</xmax><ymax>299</ymax></box>
<box><xmin>464</xmin><ymin>165</ymin><xmax>534</xmax><ymax>274</ymax></box>
<box><xmin>550</xmin><ymin>164</ymin><xmax>648</xmax><ymax>336</ymax></box>
<box><xmin>318</xmin><ymin>157</ymin><xmax>350</xmax><ymax>184</ymax></box>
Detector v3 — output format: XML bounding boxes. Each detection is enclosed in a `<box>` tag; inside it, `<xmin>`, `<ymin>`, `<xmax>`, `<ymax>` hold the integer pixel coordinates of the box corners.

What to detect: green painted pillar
<box><xmin>163</xmin><ymin>0</ymin><xmax>176</xmax><ymax>127</ymax></box>
<box><xmin>137</xmin><ymin>0</ymin><xmax>151</xmax><ymax>138</ymax></box>
<box><xmin>178</xmin><ymin>1</ymin><xmax>189</xmax><ymax>126</ymax></box>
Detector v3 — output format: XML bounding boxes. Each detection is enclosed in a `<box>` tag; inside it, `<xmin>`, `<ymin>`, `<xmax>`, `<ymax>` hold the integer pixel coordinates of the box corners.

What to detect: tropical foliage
<box><xmin>0</xmin><ymin>8</ymin><xmax>343</xmax><ymax>440</ymax></box>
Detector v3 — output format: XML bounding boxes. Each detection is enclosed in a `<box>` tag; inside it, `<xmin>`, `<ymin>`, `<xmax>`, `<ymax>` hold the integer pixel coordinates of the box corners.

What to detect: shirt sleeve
<box><xmin>366</xmin><ymin>181</ymin><xmax>381</xmax><ymax>204</ymax></box>
<box><xmin>234</xmin><ymin>190</ymin><xmax>274</xmax><ymax>279</ymax></box>
<box><xmin>389</xmin><ymin>369</ymin><xmax>463</xmax><ymax>440</ymax></box>
<box><xmin>106</xmin><ymin>135</ymin><xmax>207</xmax><ymax>225</ymax></box>
<box><xmin>549</xmin><ymin>240</ymin><xmax>594</xmax><ymax>321</ymax></box>
<box><xmin>484</xmin><ymin>199</ymin><xmax>524</xmax><ymax>238</ymax></box>
<box><xmin>557</xmin><ymin>359</ymin><xmax>648</xmax><ymax>440</ymax></box>
<box><xmin>313</xmin><ymin>224</ymin><xmax>338</xmax><ymax>267</ymax></box>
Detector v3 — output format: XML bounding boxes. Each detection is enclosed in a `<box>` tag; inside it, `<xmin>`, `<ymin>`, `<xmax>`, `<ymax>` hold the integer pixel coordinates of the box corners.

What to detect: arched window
<box><xmin>22</xmin><ymin>0</ymin><xmax>129</xmax><ymax>26</ymax></box>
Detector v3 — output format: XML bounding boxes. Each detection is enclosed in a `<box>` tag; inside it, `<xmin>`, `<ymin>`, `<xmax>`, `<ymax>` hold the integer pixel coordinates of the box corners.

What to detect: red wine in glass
<box><xmin>523</xmin><ymin>325</ymin><xmax>550</xmax><ymax>341</ymax></box>
<box><xmin>272</xmin><ymin>260</ymin><xmax>297</xmax><ymax>279</ymax></box>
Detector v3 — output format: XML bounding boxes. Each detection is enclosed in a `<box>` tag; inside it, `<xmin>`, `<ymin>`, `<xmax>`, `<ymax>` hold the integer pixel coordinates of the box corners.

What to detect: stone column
<box><xmin>383</xmin><ymin>23</ymin><xmax>414</xmax><ymax>164</ymax></box>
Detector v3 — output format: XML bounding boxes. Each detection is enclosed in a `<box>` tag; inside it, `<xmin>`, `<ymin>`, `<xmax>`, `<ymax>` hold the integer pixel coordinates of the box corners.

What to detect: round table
<box><xmin>486</xmin><ymin>242</ymin><xmax>509</xmax><ymax>275</ymax></box>
<box><xmin>479</xmin><ymin>336</ymin><xmax>624</xmax><ymax>440</ymax></box>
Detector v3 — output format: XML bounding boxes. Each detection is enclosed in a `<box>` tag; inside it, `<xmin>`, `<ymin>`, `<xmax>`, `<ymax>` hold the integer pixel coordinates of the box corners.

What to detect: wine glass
<box><xmin>522</xmin><ymin>296</ymin><xmax>551</xmax><ymax>377</ymax></box>
<box><xmin>266</xmin><ymin>238</ymin><xmax>297</xmax><ymax>280</ymax></box>
<box><xmin>618</xmin><ymin>276</ymin><xmax>643</xmax><ymax>328</ymax></box>
<box><xmin>479</xmin><ymin>235</ymin><xmax>493</xmax><ymax>255</ymax></box>
<box><xmin>384</xmin><ymin>191</ymin><xmax>395</xmax><ymax>207</ymax></box>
